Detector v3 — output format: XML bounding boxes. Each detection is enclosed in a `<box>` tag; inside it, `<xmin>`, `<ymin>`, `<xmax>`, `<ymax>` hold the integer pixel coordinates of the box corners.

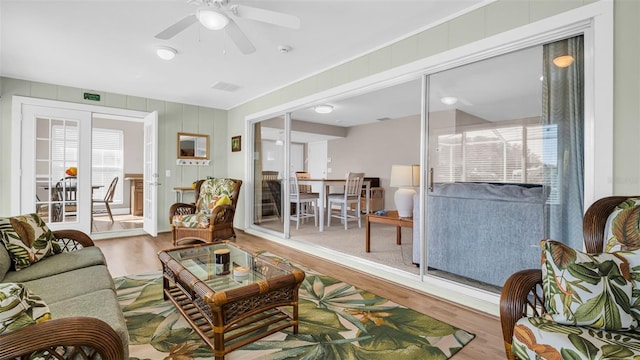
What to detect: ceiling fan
<box><xmin>154</xmin><ymin>0</ymin><xmax>301</xmax><ymax>55</ymax></box>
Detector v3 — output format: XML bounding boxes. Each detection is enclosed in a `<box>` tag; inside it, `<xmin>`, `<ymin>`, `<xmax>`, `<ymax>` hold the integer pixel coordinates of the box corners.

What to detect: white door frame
<box><xmin>11</xmin><ymin>96</ymin><xmax>158</xmax><ymax>235</ymax></box>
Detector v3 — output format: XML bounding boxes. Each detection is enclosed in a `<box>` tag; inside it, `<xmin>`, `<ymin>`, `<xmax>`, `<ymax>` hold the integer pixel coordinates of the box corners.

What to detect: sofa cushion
<box><xmin>2</xmin><ymin>247</ymin><xmax>106</xmax><ymax>283</ymax></box>
<box><xmin>21</xmin><ymin>265</ymin><xmax>114</xmax><ymax>304</ymax></box>
<box><xmin>0</xmin><ymin>282</ymin><xmax>51</xmax><ymax>335</ymax></box>
<box><xmin>48</xmin><ymin>289</ymin><xmax>129</xmax><ymax>358</ymax></box>
<box><xmin>603</xmin><ymin>198</ymin><xmax>640</xmax><ymax>252</ymax></box>
<box><xmin>0</xmin><ymin>214</ymin><xmax>62</xmax><ymax>271</ymax></box>
<box><xmin>172</xmin><ymin>213</ymin><xmax>209</xmax><ymax>229</ymax></box>
<box><xmin>512</xmin><ymin>317</ymin><xmax>640</xmax><ymax>360</ymax></box>
<box><xmin>542</xmin><ymin>240</ymin><xmax>637</xmax><ymax>330</ymax></box>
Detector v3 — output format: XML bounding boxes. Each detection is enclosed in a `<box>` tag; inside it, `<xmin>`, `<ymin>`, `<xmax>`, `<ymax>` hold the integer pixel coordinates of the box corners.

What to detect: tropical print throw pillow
<box><xmin>541</xmin><ymin>240</ymin><xmax>637</xmax><ymax>330</ymax></box>
<box><xmin>0</xmin><ymin>283</ymin><xmax>51</xmax><ymax>334</ymax></box>
<box><xmin>0</xmin><ymin>214</ymin><xmax>62</xmax><ymax>271</ymax></box>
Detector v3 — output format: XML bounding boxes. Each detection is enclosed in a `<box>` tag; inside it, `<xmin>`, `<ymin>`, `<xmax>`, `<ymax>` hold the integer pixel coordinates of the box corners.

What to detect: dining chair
<box><xmin>92</xmin><ymin>176</ymin><xmax>118</xmax><ymax>223</ymax></box>
<box><xmin>289</xmin><ymin>173</ymin><xmax>319</xmax><ymax>229</ymax></box>
<box><xmin>327</xmin><ymin>172</ymin><xmax>365</xmax><ymax>230</ymax></box>
<box><xmin>295</xmin><ymin>171</ymin><xmax>316</xmax><ymax>195</ymax></box>
<box><xmin>261</xmin><ymin>171</ymin><xmax>281</xmax><ymax>219</ymax></box>
<box><xmin>54</xmin><ymin>176</ymin><xmax>78</xmax><ymax>218</ymax></box>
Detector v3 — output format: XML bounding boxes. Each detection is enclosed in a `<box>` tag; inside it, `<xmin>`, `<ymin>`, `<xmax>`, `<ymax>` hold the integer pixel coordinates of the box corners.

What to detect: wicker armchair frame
<box><xmin>0</xmin><ymin>229</ymin><xmax>126</xmax><ymax>359</ymax></box>
<box><xmin>0</xmin><ymin>317</ymin><xmax>124</xmax><ymax>360</ymax></box>
<box><xmin>500</xmin><ymin>195</ymin><xmax>637</xmax><ymax>359</ymax></box>
<box><xmin>169</xmin><ymin>178</ymin><xmax>243</xmax><ymax>246</ymax></box>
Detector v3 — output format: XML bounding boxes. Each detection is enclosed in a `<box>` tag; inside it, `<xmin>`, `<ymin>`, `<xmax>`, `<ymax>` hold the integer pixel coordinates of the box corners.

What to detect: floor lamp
<box><xmin>389</xmin><ymin>164</ymin><xmax>420</xmax><ymax>218</ymax></box>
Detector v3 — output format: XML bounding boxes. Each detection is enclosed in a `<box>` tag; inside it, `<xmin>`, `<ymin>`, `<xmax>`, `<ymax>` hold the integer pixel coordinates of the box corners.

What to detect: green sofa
<box><xmin>0</xmin><ymin>225</ymin><xmax>128</xmax><ymax>360</ymax></box>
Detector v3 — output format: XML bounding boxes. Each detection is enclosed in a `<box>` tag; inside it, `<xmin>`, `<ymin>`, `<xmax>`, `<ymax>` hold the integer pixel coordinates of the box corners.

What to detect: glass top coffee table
<box><xmin>158</xmin><ymin>241</ymin><xmax>305</xmax><ymax>360</ymax></box>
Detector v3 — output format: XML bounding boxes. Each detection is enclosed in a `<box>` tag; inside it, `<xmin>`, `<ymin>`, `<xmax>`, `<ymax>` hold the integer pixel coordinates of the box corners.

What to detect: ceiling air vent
<box><xmin>210</xmin><ymin>81</ymin><xmax>241</xmax><ymax>92</ymax></box>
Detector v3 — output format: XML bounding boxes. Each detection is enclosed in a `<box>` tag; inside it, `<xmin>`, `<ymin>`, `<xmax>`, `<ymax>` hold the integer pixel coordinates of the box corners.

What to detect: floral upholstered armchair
<box><xmin>169</xmin><ymin>178</ymin><xmax>242</xmax><ymax>246</ymax></box>
<box><xmin>500</xmin><ymin>196</ymin><xmax>640</xmax><ymax>360</ymax></box>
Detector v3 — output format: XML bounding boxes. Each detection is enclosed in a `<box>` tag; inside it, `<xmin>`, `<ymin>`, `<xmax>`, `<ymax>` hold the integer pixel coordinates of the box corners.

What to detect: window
<box><xmin>92</xmin><ymin>128</ymin><xmax>123</xmax><ymax>204</ymax></box>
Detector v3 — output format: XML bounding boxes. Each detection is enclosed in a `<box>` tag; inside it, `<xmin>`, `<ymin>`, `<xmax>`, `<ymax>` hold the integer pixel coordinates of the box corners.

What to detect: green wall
<box><xmin>0</xmin><ymin>77</ymin><xmax>228</xmax><ymax>233</ymax></box>
<box><xmin>613</xmin><ymin>0</ymin><xmax>640</xmax><ymax>195</ymax></box>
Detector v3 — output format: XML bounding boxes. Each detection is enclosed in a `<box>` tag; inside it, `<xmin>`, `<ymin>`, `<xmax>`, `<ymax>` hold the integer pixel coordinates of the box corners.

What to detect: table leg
<box><xmin>318</xmin><ymin>185</ymin><xmax>325</xmax><ymax>232</ymax></box>
<box><xmin>396</xmin><ymin>226</ymin><xmax>402</xmax><ymax>245</ymax></box>
<box><xmin>366</xmin><ymin>216</ymin><xmax>371</xmax><ymax>252</ymax></box>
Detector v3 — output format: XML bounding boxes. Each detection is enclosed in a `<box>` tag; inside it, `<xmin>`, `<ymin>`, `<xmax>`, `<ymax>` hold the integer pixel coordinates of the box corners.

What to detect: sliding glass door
<box><xmin>252</xmin><ymin>117</ymin><xmax>285</xmax><ymax>234</ymax></box>
<box><xmin>424</xmin><ymin>37</ymin><xmax>584</xmax><ymax>290</ymax></box>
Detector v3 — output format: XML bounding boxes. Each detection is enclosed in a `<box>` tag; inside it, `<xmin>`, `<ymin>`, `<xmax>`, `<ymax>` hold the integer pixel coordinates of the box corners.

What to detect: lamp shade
<box><xmin>389</xmin><ymin>165</ymin><xmax>420</xmax><ymax>188</ymax></box>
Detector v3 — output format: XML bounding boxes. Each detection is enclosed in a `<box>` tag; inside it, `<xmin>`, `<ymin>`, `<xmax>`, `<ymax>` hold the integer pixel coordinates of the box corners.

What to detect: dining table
<box><xmin>295</xmin><ymin>178</ymin><xmax>371</xmax><ymax>232</ymax></box>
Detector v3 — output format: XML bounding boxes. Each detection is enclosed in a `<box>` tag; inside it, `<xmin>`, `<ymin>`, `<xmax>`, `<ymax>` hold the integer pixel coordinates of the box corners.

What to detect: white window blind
<box><xmin>51</xmin><ymin>121</ymin><xmax>79</xmax><ymax>181</ymax></box>
<box><xmin>435</xmin><ymin>123</ymin><xmax>557</xmax><ymax>188</ymax></box>
<box><xmin>92</xmin><ymin>128</ymin><xmax>123</xmax><ymax>204</ymax></box>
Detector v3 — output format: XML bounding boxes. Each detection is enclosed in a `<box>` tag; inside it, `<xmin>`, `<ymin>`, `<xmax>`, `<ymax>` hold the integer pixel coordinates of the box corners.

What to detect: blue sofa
<box><xmin>413</xmin><ymin>182</ymin><xmax>547</xmax><ymax>288</ymax></box>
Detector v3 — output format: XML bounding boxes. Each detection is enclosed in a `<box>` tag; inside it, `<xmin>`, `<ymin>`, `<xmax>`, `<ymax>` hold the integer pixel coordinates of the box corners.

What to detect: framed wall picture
<box><xmin>231</xmin><ymin>135</ymin><xmax>241</xmax><ymax>152</ymax></box>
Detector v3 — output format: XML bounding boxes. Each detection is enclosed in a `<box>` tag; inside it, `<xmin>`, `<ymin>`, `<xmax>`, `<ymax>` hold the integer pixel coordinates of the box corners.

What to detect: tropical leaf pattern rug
<box><xmin>115</xmin><ymin>254</ymin><xmax>475</xmax><ymax>360</ymax></box>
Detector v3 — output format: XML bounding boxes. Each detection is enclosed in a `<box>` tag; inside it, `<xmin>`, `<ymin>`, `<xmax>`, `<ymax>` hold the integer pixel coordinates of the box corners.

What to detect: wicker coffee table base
<box><xmin>161</xmin><ymin>257</ymin><xmax>305</xmax><ymax>360</ymax></box>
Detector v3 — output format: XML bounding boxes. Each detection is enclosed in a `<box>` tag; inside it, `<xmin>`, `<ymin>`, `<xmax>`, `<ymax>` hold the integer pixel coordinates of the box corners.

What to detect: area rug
<box><xmin>115</xmin><ymin>254</ymin><xmax>475</xmax><ymax>360</ymax></box>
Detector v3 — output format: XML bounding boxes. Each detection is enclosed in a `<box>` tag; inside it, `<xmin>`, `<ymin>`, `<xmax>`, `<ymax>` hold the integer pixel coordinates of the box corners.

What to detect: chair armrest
<box><xmin>0</xmin><ymin>317</ymin><xmax>124</xmax><ymax>360</ymax></box>
<box><xmin>500</xmin><ymin>269</ymin><xmax>544</xmax><ymax>360</ymax></box>
<box><xmin>211</xmin><ymin>204</ymin><xmax>236</xmax><ymax>225</ymax></box>
<box><xmin>583</xmin><ymin>196</ymin><xmax>640</xmax><ymax>253</ymax></box>
<box><xmin>169</xmin><ymin>203</ymin><xmax>197</xmax><ymax>223</ymax></box>
<box><xmin>53</xmin><ymin>229</ymin><xmax>94</xmax><ymax>250</ymax></box>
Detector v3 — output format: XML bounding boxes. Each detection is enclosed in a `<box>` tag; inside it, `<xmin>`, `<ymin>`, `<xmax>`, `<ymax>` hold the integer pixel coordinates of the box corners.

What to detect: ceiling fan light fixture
<box><xmin>197</xmin><ymin>8</ymin><xmax>229</xmax><ymax>30</ymax></box>
<box><xmin>156</xmin><ymin>46</ymin><xmax>177</xmax><ymax>60</ymax></box>
<box><xmin>314</xmin><ymin>104</ymin><xmax>334</xmax><ymax>114</ymax></box>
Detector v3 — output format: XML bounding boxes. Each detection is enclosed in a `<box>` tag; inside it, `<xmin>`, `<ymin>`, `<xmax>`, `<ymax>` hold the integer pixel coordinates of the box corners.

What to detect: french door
<box><xmin>13</xmin><ymin>97</ymin><xmax>158</xmax><ymax>237</ymax></box>
<box><xmin>21</xmin><ymin>104</ymin><xmax>92</xmax><ymax>233</ymax></box>
<box><xmin>143</xmin><ymin>111</ymin><xmax>158</xmax><ymax>236</ymax></box>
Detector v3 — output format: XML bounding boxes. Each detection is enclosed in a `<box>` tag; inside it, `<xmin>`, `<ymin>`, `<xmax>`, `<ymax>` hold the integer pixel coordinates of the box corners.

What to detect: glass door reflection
<box><xmin>252</xmin><ymin>117</ymin><xmax>285</xmax><ymax>234</ymax></box>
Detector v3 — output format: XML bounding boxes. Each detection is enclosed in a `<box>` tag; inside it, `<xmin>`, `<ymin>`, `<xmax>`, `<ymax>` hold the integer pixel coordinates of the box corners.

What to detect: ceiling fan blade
<box><xmin>155</xmin><ymin>14</ymin><xmax>198</xmax><ymax>40</ymax></box>
<box><xmin>224</xmin><ymin>19</ymin><xmax>256</xmax><ymax>55</ymax></box>
<box><xmin>233</xmin><ymin>4</ymin><xmax>300</xmax><ymax>29</ymax></box>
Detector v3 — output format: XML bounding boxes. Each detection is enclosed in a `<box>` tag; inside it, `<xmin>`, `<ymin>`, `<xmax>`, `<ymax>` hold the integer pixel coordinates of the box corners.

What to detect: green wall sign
<box><xmin>83</xmin><ymin>92</ymin><xmax>100</xmax><ymax>101</ymax></box>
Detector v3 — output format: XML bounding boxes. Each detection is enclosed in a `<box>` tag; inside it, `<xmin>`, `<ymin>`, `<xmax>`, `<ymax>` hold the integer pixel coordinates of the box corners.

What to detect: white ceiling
<box><xmin>292</xmin><ymin>45</ymin><xmax>543</xmax><ymax>127</ymax></box>
<box><xmin>0</xmin><ymin>0</ymin><xmax>485</xmax><ymax>111</ymax></box>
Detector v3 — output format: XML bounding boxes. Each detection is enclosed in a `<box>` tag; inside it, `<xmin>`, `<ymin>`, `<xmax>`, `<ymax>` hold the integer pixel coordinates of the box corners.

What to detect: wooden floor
<box><xmin>92</xmin><ymin>214</ymin><xmax>144</xmax><ymax>233</ymax></box>
<box><xmin>95</xmin><ymin>231</ymin><xmax>506</xmax><ymax>359</ymax></box>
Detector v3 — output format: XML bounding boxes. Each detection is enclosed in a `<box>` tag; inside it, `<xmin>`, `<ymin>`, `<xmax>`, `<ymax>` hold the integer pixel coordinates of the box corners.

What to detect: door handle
<box><xmin>428</xmin><ymin>168</ymin><xmax>434</xmax><ymax>192</ymax></box>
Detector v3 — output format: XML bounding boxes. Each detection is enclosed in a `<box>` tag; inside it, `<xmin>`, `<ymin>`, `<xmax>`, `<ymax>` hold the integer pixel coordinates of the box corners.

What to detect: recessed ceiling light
<box><xmin>440</xmin><ymin>96</ymin><xmax>458</xmax><ymax>105</ymax></box>
<box><xmin>314</xmin><ymin>104</ymin><xmax>334</xmax><ymax>114</ymax></box>
<box><xmin>553</xmin><ymin>55</ymin><xmax>574</xmax><ymax>68</ymax></box>
<box><xmin>156</xmin><ymin>46</ymin><xmax>177</xmax><ymax>60</ymax></box>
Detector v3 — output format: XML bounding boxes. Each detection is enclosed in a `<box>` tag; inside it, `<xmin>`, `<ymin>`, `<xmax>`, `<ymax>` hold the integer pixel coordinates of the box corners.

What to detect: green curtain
<box><xmin>542</xmin><ymin>35</ymin><xmax>584</xmax><ymax>249</ymax></box>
